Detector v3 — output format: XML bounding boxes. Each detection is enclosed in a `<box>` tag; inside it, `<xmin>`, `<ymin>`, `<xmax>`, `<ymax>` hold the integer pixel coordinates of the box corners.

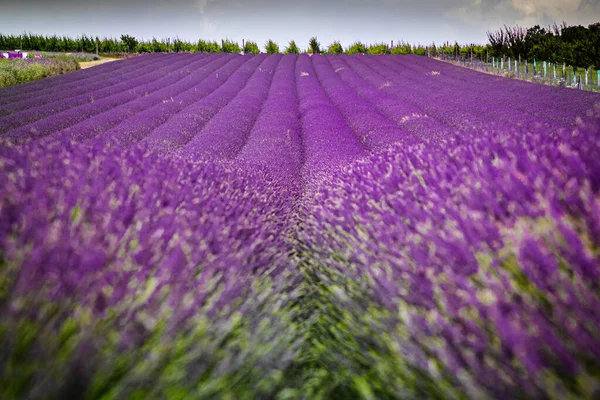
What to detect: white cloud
<box><xmin>195</xmin><ymin>0</ymin><xmax>214</xmax><ymax>14</ymax></box>
<box><xmin>451</xmin><ymin>0</ymin><xmax>600</xmax><ymax>30</ymax></box>
<box><xmin>202</xmin><ymin>15</ymin><xmax>218</xmax><ymax>34</ymax></box>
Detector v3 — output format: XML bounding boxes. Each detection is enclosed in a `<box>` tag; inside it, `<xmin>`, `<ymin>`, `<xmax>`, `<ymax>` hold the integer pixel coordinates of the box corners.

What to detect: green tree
<box><xmin>221</xmin><ymin>39</ymin><xmax>241</xmax><ymax>53</ymax></box>
<box><xmin>265</xmin><ymin>39</ymin><xmax>279</xmax><ymax>54</ymax></box>
<box><xmin>326</xmin><ymin>41</ymin><xmax>344</xmax><ymax>54</ymax></box>
<box><xmin>198</xmin><ymin>39</ymin><xmax>221</xmax><ymax>53</ymax></box>
<box><xmin>243</xmin><ymin>41</ymin><xmax>260</xmax><ymax>54</ymax></box>
<box><xmin>367</xmin><ymin>43</ymin><xmax>389</xmax><ymax>54</ymax></box>
<box><xmin>284</xmin><ymin>40</ymin><xmax>300</xmax><ymax>54</ymax></box>
<box><xmin>120</xmin><ymin>34</ymin><xmax>138</xmax><ymax>53</ymax></box>
<box><xmin>346</xmin><ymin>41</ymin><xmax>367</xmax><ymax>55</ymax></box>
<box><xmin>308</xmin><ymin>37</ymin><xmax>320</xmax><ymax>54</ymax></box>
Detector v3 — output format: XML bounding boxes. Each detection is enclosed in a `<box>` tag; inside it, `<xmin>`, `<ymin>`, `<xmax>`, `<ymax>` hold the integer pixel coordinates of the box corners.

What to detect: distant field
<box><xmin>0</xmin><ymin>55</ymin><xmax>79</xmax><ymax>87</ymax></box>
<box><xmin>0</xmin><ymin>53</ymin><xmax>599</xmax><ymax>399</ymax></box>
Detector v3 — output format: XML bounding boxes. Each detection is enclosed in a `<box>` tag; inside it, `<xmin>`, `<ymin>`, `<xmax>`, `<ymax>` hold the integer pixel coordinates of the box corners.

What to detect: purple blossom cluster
<box><xmin>0</xmin><ymin>135</ymin><xmax>297</xmax><ymax>397</ymax></box>
<box><xmin>0</xmin><ymin>53</ymin><xmax>599</xmax><ymax>398</ymax></box>
<box><xmin>301</xmin><ymin>106</ymin><xmax>600</xmax><ymax>398</ymax></box>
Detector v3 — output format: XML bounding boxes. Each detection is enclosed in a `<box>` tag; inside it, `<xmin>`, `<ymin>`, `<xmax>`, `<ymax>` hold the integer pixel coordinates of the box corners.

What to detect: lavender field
<box><xmin>1</xmin><ymin>53</ymin><xmax>599</xmax><ymax>399</ymax></box>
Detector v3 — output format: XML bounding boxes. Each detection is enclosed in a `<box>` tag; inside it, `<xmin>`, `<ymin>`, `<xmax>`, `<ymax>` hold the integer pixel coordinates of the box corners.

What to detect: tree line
<box><xmin>0</xmin><ymin>33</ymin><xmax>464</xmax><ymax>56</ymax></box>
<box><xmin>487</xmin><ymin>22</ymin><xmax>600</xmax><ymax>69</ymax></box>
<box><xmin>2</xmin><ymin>22</ymin><xmax>598</xmax><ymax>68</ymax></box>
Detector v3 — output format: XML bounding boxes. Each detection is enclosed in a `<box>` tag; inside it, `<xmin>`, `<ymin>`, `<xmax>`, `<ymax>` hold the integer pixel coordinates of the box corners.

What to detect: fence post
<box><xmin>95</xmin><ymin>38</ymin><xmax>98</xmax><ymax>56</ymax></box>
<box><xmin>508</xmin><ymin>57</ymin><xmax>511</xmax><ymax>72</ymax></box>
<box><xmin>525</xmin><ymin>60</ymin><xmax>528</xmax><ymax>77</ymax></box>
<box><xmin>553</xmin><ymin>64</ymin><xmax>556</xmax><ymax>80</ymax></box>
<box><xmin>543</xmin><ymin>61</ymin><xmax>546</xmax><ymax>78</ymax></box>
<box><xmin>578</xmin><ymin>74</ymin><xmax>583</xmax><ymax>90</ymax></box>
<box><xmin>585</xmin><ymin>68</ymin><xmax>588</xmax><ymax>86</ymax></box>
<box><xmin>515</xmin><ymin>59</ymin><xmax>518</xmax><ymax>78</ymax></box>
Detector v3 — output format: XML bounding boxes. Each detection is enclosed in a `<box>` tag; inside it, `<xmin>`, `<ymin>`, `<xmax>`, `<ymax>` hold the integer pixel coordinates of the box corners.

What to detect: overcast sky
<box><xmin>1</xmin><ymin>0</ymin><xmax>599</xmax><ymax>49</ymax></box>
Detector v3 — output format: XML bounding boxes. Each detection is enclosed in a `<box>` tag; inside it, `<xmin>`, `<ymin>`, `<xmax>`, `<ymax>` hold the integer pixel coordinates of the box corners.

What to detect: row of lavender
<box><xmin>2</xmin><ymin>53</ymin><xmax>597</xmax><ymax>155</ymax></box>
<box><xmin>1</xmin><ymin>53</ymin><xmax>599</xmax><ymax>398</ymax></box>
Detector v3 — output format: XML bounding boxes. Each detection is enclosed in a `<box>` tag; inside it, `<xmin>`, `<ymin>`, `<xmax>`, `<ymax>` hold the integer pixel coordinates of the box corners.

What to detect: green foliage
<box><xmin>151</xmin><ymin>37</ymin><xmax>167</xmax><ymax>53</ymax></box>
<box><xmin>243</xmin><ymin>40</ymin><xmax>260</xmax><ymax>54</ymax></box>
<box><xmin>346</xmin><ymin>41</ymin><xmax>367</xmax><ymax>55</ymax></box>
<box><xmin>197</xmin><ymin>39</ymin><xmax>221</xmax><ymax>53</ymax></box>
<box><xmin>221</xmin><ymin>39</ymin><xmax>241</xmax><ymax>53</ymax></box>
<box><xmin>284</xmin><ymin>40</ymin><xmax>300</xmax><ymax>55</ymax></box>
<box><xmin>120</xmin><ymin>34</ymin><xmax>138</xmax><ymax>53</ymax></box>
<box><xmin>390</xmin><ymin>41</ymin><xmax>412</xmax><ymax>55</ymax></box>
<box><xmin>367</xmin><ymin>42</ymin><xmax>389</xmax><ymax>55</ymax></box>
<box><xmin>265</xmin><ymin>39</ymin><xmax>279</xmax><ymax>54</ymax></box>
<box><xmin>412</xmin><ymin>45</ymin><xmax>427</xmax><ymax>56</ymax></box>
<box><xmin>326</xmin><ymin>41</ymin><xmax>344</xmax><ymax>55</ymax></box>
<box><xmin>308</xmin><ymin>37</ymin><xmax>320</xmax><ymax>54</ymax></box>
<box><xmin>487</xmin><ymin>22</ymin><xmax>600</xmax><ymax>68</ymax></box>
<box><xmin>0</xmin><ymin>56</ymin><xmax>79</xmax><ymax>88</ymax></box>
<box><xmin>171</xmin><ymin>36</ymin><xmax>194</xmax><ymax>53</ymax></box>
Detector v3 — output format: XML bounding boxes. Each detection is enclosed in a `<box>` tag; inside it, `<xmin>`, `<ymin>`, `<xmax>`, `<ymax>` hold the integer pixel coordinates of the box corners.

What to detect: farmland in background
<box><xmin>0</xmin><ymin>54</ymin><xmax>80</xmax><ymax>88</ymax></box>
<box><xmin>0</xmin><ymin>53</ymin><xmax>599</xmax><ymax>399</ymax></box>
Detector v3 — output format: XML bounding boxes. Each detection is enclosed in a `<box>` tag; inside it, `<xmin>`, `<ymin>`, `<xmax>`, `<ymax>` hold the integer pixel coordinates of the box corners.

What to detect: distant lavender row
<box><xmin>51</xmin><ymin>54</ymin><xmax>233</xmax><ymax>145</ymax></box>
<box><xmin>1</xmin><ymin>55</ymin><xmax>212</xmax><ymax>142</ymax></box>
<box><xmin>137</xmin><ymin>55</ymin><xmax>268</xmax><ymax>153</ymax></box>
<box><xmin>235</xmin><ymin>54</ymin><xmax>304</xmax><ymax>185</ymax></box>
<box><xmin>0</xmin><ymin>54</ymin><xmax>189</xmax><ymax>116</ymax></box>
<box><xmin>0</xmin><ymin>53</ymin><xmax>155</xmax><ymax>104</ymax></box>
<box><xmin>177</xmin><ymin>54</ymin><xmax>282</xmax><ymax>160</ymax></box>
<box><xmin>0</xmin><ymin>54</ymin><xmax>194</xmax><ymax>135</ymax></box>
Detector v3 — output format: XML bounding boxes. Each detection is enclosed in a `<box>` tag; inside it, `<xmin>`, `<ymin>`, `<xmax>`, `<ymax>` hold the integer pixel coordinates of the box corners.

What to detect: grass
<box><xmin>444</xmin><ymin>57</ymin><xmax>600</xmax><ymax>92</ymax></box>
<box><xmin>0</xmin><ymin>55</ymin><xmax>80</xmax><ymax>88</ymax></box>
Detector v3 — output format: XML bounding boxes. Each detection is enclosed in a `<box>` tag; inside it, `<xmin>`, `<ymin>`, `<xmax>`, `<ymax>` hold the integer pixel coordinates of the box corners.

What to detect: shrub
<box><xmin>367</xmin><ymin>42</ymin><xmax>389</xmax><ymax>54</ymax></box>
<box><xmin>284</xmin><ymin>41</ymin><xmax>300</xmax><ymax>54</ymax></box>
<box><xmin>0</xmin><ymin>56</ymin><xmax>78</xmax><ymax>88</ymax></box>
<box><xmin>0</xmin><ymin>69</ymin><xmax>17</xmax><ymax>87</ymax></box>
<box><xmin>198</xmin><ymin>39</ymin><xmax>221</xmax><ymax>53</ymax></box>
<box><xmin>221</xmin><ymin>39</ymin><xmax>241</xmax><ymax>53</ymax></box>
<box><xmin>265</xmin><ymin>39</ymin><xmax>279</xmax><ymax>54</ymax></box>
<box><xmin>326</xmin><ymin>41</ymin><xmax>344</xmax><ymax>55</ymax></box>
<box><xmin>243</xmin><ymin>41</ymin><xmax>260</xmax><ymax>54</ymax></box>
<box><xmin>390</xmin><ymin>41</ymin><xmax>412</xmax><ymax>55</ymax></box>
<box><xmin>346</xmin><ymin>41</ymin><xmax>367</xmax><ymax>55</ymax></box>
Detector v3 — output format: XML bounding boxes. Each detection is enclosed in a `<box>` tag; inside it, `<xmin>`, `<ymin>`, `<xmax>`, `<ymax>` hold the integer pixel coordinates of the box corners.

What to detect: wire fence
<box><xmin>437</xmin><ymin>54</ymin><xmax>600</xmax><ymax>93</ymax></box>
